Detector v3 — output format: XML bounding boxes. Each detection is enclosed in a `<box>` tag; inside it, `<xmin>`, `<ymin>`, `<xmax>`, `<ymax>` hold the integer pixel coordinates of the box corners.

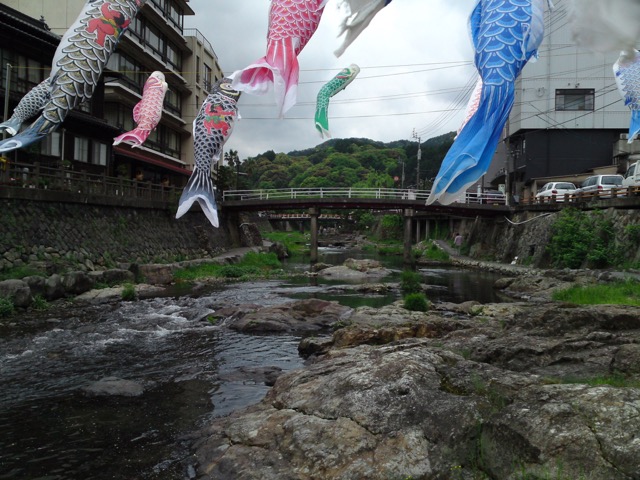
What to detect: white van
<box><xmin>623</xmin><ymin>162</ymin><xmax>640</xmax><ymax>188</ymax></box>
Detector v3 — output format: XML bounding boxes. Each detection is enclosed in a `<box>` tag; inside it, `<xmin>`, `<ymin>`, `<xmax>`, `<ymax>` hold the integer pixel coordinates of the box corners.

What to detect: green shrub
<box><xmin>548</xmin><ymin>209</ymin><xmax>620</xmax><ymax>269</ymax></box>
<box><xmin>400</xmin><ymin>270</ymin><xmax>422</xmax><ymax>295</ymax></box>
<box><xmin>403</xmin><ymin>293</ymin><xmax>430</xmax><ymax>312</ymax></box>
<box><xmin>0</xmin><ymin>296</ymin><xmax>14</xmax><ymax>317</ymax></box>
<box><xmin>32</xmin><ymin>294</ymin><xmax>49</xmax><ymax>310</ymax></box>
<box><xmin>380</xmin><ymin>214</ymin><xmax>403</xmax><ymax>240</ymax></box>
<box><xmin>121</xmin><ymin>283</ymin><xmax>136</xmax><ymax>301</ymax></box>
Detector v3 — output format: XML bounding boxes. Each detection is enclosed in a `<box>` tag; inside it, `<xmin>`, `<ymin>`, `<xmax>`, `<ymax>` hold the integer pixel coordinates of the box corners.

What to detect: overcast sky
<box><xmin>184</xmin><ymin>0</ymin><xmax>480</xmax><ymax>159</ymax></box>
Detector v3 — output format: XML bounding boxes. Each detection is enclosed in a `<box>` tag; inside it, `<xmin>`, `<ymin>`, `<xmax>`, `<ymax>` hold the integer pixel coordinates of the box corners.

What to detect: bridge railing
<box><xmin>223</xmin><ymin>187</ymin><xmax>432</xmax><ymax>201</ymax></box>
<box><xmin>222</xmin><ymin>188</ymin><xmax>508</xmax><ymax>205</ymax></box>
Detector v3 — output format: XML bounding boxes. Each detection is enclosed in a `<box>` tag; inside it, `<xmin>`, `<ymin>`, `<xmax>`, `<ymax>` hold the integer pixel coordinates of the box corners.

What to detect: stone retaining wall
<box><xmin>0</xmin><ymin>198</ymin><xmax>233</xmax><ymax>274</ymax></box>
<box><xmin>465</xmin><ymin>208</ymin><xmax>640</xmax><ymax>267</ymax></box>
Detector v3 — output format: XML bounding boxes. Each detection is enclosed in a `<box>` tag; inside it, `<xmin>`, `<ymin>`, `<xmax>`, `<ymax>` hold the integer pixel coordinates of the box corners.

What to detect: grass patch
<box><xmin>422</xmin><ymin>243</ymin><xmax>450</xmax><ymax>262</ymax></box>
<box><xmin>261</xmin><ymin>231</ymin><xmax>308</xmax><ymax>255</ymax></box>
<box><xmin>174</xmin><ymin>252</ymin><xmax>282</xmax><ymax>282</ymax></box>
<box><xmin>0</xmin><ymin>296</ymin><xmax>14</xmax><ymax>317</ymax></box>
<box><xmin>0</xmin><ymin>266</ymin><xmax>46</xmax><ymax>281</ymax></box>
<box><xmin>545</xmin><ymin>373</ymin><xmax>640</xmax><ymax>389</ymax></box>
<box><xmin>377</xmin><ymin>245</ymin><xmax>403</xmax><ymax>256</ymax></box>
<box><xmin>552</xmin><ymin>280</ymin><xmax>640</xmax><ymax>306</ymax></box>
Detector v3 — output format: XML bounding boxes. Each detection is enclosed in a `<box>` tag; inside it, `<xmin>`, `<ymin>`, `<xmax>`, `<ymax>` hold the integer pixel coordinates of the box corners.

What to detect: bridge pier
<box><xmin>309</xmin><ymin>207</ymin><xmax>320</xmax><ymax>264</ymax></box>
<box><xmin>403</xmin><ymin>208</ymin><xmax>415</xmax><ymax>267</ymax></box>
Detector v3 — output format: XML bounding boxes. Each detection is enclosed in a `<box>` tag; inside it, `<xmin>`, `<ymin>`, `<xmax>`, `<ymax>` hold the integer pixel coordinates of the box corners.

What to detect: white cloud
<box><xmin>185</xmin><ymin>0</ymin><xmax>479</xmax><ymax>158</ymax></box>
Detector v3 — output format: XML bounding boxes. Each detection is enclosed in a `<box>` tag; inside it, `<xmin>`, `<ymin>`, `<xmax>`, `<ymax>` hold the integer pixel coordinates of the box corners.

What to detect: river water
<box><xmin>0</xmin><ymin>249</ymin><xmax>507</xmax><ymax>479</ymax></box>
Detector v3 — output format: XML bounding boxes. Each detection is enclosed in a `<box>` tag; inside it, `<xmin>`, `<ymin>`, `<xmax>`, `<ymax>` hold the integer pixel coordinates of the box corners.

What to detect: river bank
<box><xmin>180</xmin><ymin>242</ymin><xmax>640</xmax><ymax>480</ymax></box>
<box><xmin>3</xmin><ymin>239</ymin><xmax>640</xmax><ymax>479</ymax></box>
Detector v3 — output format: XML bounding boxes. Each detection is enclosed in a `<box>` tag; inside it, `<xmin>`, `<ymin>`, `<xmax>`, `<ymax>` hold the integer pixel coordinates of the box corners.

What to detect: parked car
<box><xmin>535</xmin><ymin>182</ymin><xmax>577</xmax><ymax>202</ymax></box>
<box><xmin>575</xmin><ymin>174</ymin><xmax>624</xmax><ymax>198</ymax></box>
<box><xmin>622</xmin><ymin>161</ymin><xmax>640</xmax><ymax>189</ymax></box>
<box><xmin>479</xmin><ymin>190</ymin><xmax>506</xmax><ymax>204</ymax></box>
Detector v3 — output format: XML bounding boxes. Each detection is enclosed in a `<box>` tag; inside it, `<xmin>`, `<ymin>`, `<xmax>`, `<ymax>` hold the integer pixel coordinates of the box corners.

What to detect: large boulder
<box><xmin>44</xmin><ymin>274</ymin><xmax>65</xmax><ymax>300</ymax></box>
<box><xmin>0</xmin><ymin>279</ymin><xmax>31</xmax><ymax>308</ymax></box>
<box><xmin>191</xmin><ymin>300</ymin><xmax>640</xmax><ymax>479</ymax></box>
<box><xmin>62</xmin><ymin>271</ymin><xmax>95</xmax><ymax>295</ymax></box>
<box><xmin>224</xmin><ymin>299</ymin><xmax>352</xmax><ymax>333</ymax></box>
<box><xmin>138</xmin><ymin>264</ymin><xmax>174</xmax><ymax>285</ymax></box>
<box><xmin>192</xmin><ymin>340</ymin><xmax>640</xmax><ymax>480</ymax></box>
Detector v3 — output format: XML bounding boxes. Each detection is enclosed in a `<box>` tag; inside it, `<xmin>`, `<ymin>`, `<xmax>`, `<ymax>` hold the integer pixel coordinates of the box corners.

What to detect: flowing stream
<box><xmin>0</xmin><ymin>248</ymin><xmax>508</xmax><ymax>479</ymax></box>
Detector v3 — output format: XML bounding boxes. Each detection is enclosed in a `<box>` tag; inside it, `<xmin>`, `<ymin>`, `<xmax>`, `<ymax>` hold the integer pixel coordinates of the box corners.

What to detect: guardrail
<box><xmin>521</xmin><ymin>186</ymin><xmax>640</xmax><ymax>205</ymax></box>
<box><xmin>222</xmin><ymin>188</ymin><xmax>507</xmax><ymax>205</ymax></box>
<box><xmin>0</xmin><ymin>160</ymin><xmax>180</xmax><ymax>203</ymax></box>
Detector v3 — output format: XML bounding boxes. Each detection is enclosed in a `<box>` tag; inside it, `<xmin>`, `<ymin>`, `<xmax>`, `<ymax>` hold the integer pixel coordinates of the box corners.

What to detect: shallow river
<box><xmin>0</xmin><ymin>249</ymin><xmax>507</xmax><ymax>479</ymax></box>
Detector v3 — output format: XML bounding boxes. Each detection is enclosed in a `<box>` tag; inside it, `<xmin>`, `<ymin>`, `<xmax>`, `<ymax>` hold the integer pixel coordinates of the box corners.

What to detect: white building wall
<box><xmin>509</xmin><ymin>0</ymin><xmax>629</xmax><ymax>134</ymax></box>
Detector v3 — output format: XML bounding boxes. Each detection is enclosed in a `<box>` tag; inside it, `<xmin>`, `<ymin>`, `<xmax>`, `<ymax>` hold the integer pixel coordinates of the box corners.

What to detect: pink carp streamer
<box><xmin>231</xmin><ymin>0</ymin><xmax>328</xmax><ymax>118</ymax></box>
<box><xmin>113</xmin><ymin>71</ymin><xmax>168</xmax><ymax>147</ymax></box>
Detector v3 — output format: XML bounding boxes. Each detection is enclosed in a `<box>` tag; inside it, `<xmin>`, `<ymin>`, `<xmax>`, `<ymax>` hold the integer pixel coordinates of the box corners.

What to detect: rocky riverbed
<box><xmin>188</xmin><ymin>267</ymin><xmax>640</xmax><ymax>480</ymax></box>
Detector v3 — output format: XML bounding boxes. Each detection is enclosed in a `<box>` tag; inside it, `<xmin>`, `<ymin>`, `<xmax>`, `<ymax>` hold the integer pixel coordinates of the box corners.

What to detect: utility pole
<box><xmin>2</xmin><ymin>64</ymin><xmax>12</xmax><ymax>141</ymax></box>
<box><xmin>412</xmin><ymin>128</ymin><xmax>421</xmax><ymax>189</ymax></box>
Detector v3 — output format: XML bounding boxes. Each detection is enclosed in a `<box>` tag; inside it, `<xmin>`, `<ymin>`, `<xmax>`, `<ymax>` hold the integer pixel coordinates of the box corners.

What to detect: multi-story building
<box><xmin>183</xmin><ymin>28</ymin><xmax>224</xmax><ymax>170</ymax></box>
<box><xmin>492</xmin><ymin>0</ymin><xmax>630</xmax><ymax>199</ymax></box>
<box><xmin>2</xmin><ymin>0</ymin><xmax>224</xmax><ymax>187</ymax></box>
<box><xmin>1</xmin><ymin>3</ymin><xmax>118</xmax><ymax>175</ymax></box>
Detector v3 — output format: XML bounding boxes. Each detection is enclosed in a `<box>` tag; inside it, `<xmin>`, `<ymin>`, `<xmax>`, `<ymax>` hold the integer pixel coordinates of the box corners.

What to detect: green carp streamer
<box><xmin>314</xmin><ymin>64</ymin><xmax>360</xmax><ymax>138</ymax></box>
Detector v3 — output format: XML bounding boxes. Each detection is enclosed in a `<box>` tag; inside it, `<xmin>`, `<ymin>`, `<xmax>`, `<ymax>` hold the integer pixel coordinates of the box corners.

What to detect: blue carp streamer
<box><xmin>427</xmin><ymin>0</ymin><xmax>549</xmax><ymax>205</ymax></box>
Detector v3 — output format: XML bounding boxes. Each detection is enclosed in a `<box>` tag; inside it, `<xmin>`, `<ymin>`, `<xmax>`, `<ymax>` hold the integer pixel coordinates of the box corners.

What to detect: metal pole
<box><xmin>3</xmin><ymin>63</ymin><xmax>12</xmax><ymax>141</ymax></box>
<box><xmin>412</xmin><ymin>129</ymin><xmax>421</xmax><ymax>188</ymax></box>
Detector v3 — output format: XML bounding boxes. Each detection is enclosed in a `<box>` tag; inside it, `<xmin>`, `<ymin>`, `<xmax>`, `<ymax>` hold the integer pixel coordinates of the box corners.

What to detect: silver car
<box><xmin>575</xmin><ymin>174</ymin><xmax>624</xmax><ymax>198</ymax></box>
<box><xmin>535</xmin><ymin>182</ymin><xmax>576</xmax><ymax>202</ymax></box>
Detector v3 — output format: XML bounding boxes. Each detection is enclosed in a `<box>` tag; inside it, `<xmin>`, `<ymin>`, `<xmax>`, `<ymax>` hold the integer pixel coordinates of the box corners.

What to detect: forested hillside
<box><xmin>223</xmin><ymin>133</ymin><xmax>455</xmax><ymax>191</ymax></box>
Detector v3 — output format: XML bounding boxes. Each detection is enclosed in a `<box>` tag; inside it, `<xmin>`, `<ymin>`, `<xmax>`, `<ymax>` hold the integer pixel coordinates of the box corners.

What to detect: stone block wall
<box><xmin>0</xmin><ymin>199</ymin><xmax>233</xmax><ymax>274</ymax></box>
<box><xmin>467</xmin><ymin>208</ymin><xmax>640</xmax><ymax>267</ymax></box>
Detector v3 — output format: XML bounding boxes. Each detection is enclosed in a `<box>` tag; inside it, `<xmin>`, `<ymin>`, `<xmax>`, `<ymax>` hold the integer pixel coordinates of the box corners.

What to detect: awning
<box><xmin>113</xmin><ymin>145</ymin><xmax>192</xmax><ymax>176</ymax></box>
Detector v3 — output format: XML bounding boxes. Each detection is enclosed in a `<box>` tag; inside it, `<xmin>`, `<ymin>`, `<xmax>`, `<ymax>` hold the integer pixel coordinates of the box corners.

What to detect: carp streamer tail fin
<box><xmin>113</xmin><ymin>128</ymin><xmax>151</xmax><ymax>148</ymax></box>
<box><xmin>175</xmin><ymin>166</ymin><xmax>219</xmax><ymax>228</ymax></box>
<box><xmin>0</xmin><ymin>116</ymin><xmax>57</xmax><ymax>154</ymax></box>
<box><xmin>427</xmin><ymin>83</ymin><xmax>515</xmax><ymax>205</ymax></box>
<box><xmin>231</xmin><ymin>37</ymin><xmax>299</xmax><ymax>118</ymax></box>
<box><xmin>0</xmin><ymin>117</ymin><xmax>23</xmax><ymax>137</ymax></box>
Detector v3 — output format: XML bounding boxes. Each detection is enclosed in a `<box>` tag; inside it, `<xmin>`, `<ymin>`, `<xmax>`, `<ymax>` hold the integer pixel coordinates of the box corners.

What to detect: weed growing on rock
<box><xmin>32</xmin><ymin>295</ymin><xmax>48</xmax><ymax>311</ymax></box>
<box><xmin>121</xmin><ymin>283</ymin><xmax>136</xmax><ymax>301</ymax></box>
<box><xmin>400</xmin><ymin>270</ymin><xmax>422</xmax><ymax>295</ymax></box>
<box><xmin>403</xmin><ymin>292</ymin><xmax>430</xmax><ymax>312</ymax></box>
<box><xmin>0</xmin><ymin>296</ymin><xmax>14</xmax><ymax>317</ymax></box>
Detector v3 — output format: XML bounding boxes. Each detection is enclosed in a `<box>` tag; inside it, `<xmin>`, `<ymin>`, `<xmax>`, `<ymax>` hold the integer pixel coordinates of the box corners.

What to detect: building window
<box><xmin>73</xmin><ymin>137</ymin><xmax>90</xmax><ymax>162</ymax></box>
<box><xmin>92</xmin><ymin>142</ymin><xmax>108</xmax><ymax>166</ymax></box>
<box><xmin>42</xmin><ymin>131</ymin><xmax>62</xmax><ymax>157</ymax></box>
<box><xmin>145</xmin><ymin>24</ymin><xmax>165</xmax><ymax>56</ymax></box>
<box><xmin>164</xmin><ymin>86</ymin><xmax>182</xmax><ymax>117</ymax></box>
<box><xmin>204</xmin><ymin>64</ymin><xmax>212</xmax><ymax>92</ymax></box>
<box><xmin>555</xmin><ymin>89</ymin><xmax>594</xmax><ymax>111</ymax></box>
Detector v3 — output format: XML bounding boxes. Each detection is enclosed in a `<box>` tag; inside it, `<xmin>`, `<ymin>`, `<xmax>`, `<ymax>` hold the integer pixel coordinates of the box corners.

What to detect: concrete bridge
<box><xmin>221</xmin><ymin>187</ymin><xmax>510</xmax><ymax>265</ymax></box>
